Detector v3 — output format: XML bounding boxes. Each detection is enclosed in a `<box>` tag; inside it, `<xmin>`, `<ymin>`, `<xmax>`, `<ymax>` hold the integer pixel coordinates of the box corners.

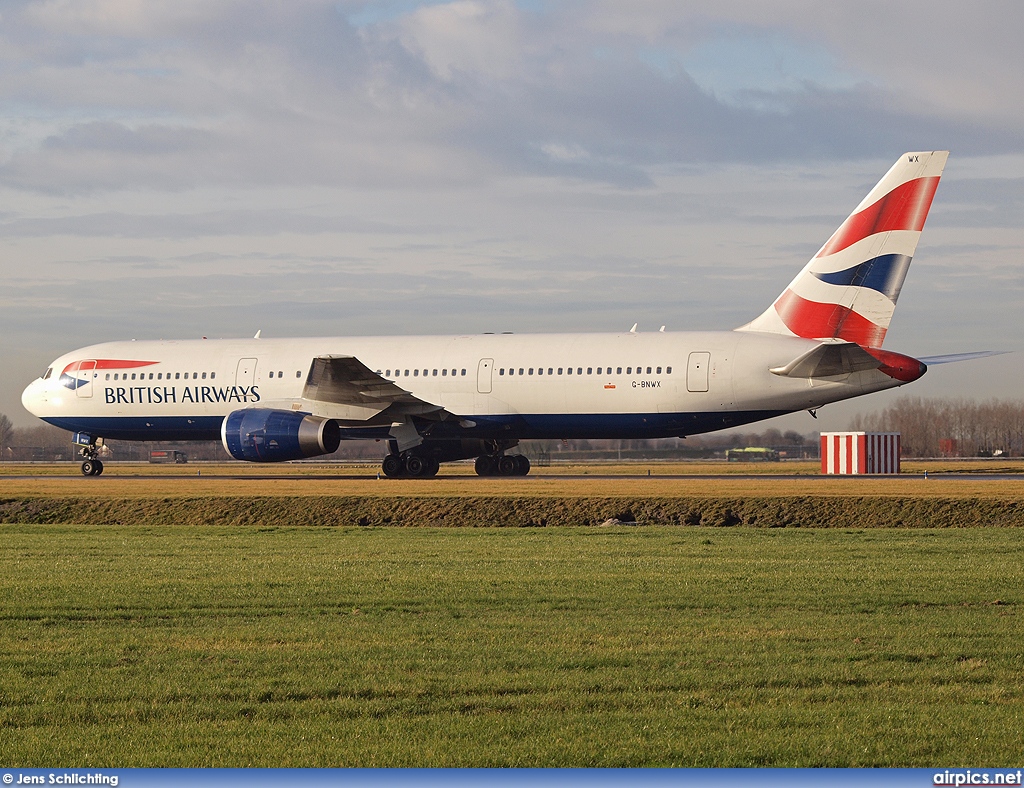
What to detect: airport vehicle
<box><xmin>23</xmin><ymin>152</ymin><xmax>950</xmax><ymax>477</ymax></box>
<box><xmin>149</xmin><ymin>449</ymin><xmax>188</xmax><ymax>464</ymax></box>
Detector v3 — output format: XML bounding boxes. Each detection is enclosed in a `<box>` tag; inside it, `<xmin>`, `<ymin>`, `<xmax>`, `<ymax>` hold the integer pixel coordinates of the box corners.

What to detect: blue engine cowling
<box><xmin>221</xmin><ymin>409</ymin><xmax>341</xmax><ymax>462</ymax></box>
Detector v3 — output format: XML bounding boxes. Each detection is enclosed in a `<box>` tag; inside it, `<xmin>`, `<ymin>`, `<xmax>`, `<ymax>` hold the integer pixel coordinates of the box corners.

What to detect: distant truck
<box><xmin>726</xmin><ymin>447</ymin><xmax>779</xmax><ymax>463</ymax></box>
<box><xmin>150</xmin><ymin>450</ymin><xmax>188</xmax><ymax>464</ymax></box>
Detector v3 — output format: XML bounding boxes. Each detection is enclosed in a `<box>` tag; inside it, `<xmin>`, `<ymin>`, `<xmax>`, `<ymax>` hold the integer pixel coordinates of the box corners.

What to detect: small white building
<box><xmin>820</xmin><ymin>432</ymin><xmax>901</xmax><ymax>475</ymax></box>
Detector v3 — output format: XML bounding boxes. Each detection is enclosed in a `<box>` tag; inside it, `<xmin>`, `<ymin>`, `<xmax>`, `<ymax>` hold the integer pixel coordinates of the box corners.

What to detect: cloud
<box><xmin>2</xmin><ymin>0</ymin><xmax>1020</xmax><ymax>196</ymax></box>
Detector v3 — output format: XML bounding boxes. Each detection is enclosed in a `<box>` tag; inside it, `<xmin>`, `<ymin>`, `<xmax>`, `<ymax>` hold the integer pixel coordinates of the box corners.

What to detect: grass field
<box><xmin>1</xmin><ymin>524</ymin><xmax>1022</xmax><ymax>766</ymax></box>
<box><xmin>6</xmin><ymin>461</ymin><xmax>1024</xmax><ymax>528</ymax></box>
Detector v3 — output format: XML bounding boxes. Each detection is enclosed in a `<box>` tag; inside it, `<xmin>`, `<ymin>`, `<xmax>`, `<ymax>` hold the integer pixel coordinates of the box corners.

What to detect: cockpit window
<box><xmin>42</xmin><ymin>367</ymin><xmax>52</xmax><ymax>380</ymax></box>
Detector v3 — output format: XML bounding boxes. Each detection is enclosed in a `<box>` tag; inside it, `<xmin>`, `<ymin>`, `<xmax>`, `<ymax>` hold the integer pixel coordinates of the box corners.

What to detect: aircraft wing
<box><xmin>297</xmin><ymin>355</ymin><xmax>450</xmax><ymax>423</ymax></box>
<box><xmin>769</xmin><ymin>341</ymin><xmax>882</xmax><ymax>378</ymax></box>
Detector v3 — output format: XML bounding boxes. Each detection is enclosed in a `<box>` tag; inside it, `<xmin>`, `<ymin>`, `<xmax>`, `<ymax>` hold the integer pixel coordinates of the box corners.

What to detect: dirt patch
<box><xmin>2</xmin><ymin>495</ymin><xmax>1023</xmax><ymax>528</ymax></box>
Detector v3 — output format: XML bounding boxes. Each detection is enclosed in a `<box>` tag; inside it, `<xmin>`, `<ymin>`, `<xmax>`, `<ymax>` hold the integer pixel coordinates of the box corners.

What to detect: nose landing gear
<box><xmin>73</xmin><ymin>432</ymin><xmax>105</xmax><ymax>476</ymax></box>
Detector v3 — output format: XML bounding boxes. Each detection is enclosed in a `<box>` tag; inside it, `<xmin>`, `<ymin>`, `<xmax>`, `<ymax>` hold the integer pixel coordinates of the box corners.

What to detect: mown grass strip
<box><xmin>0</xmin><ymin>525</ymin><xmax>1022</xmax><ymax>766</ymax></box>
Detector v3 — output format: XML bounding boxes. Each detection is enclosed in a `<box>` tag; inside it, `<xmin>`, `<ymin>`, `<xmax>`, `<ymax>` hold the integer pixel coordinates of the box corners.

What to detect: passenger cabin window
<box><xmin>269</xmin><ymin>371</ymin><xmax>274</xmax><ymax>378</ymax></box>
<box><xmin>667</xmin><ymin>366</ymin><xmax>672</xmax><ymax>374</ymax></box>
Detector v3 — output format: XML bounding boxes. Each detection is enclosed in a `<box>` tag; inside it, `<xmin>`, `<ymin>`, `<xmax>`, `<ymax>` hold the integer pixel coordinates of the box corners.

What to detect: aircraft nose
<box><xmin>22</xmin><ymin>378</ymin><xmax>44</xmax><ymax>417</ymax></box>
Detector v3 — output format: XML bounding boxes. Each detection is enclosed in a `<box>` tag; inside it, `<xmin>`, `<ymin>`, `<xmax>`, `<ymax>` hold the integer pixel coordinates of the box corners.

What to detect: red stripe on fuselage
<box><xmin>816</xmin><ymin>176</ymin><xmax>940</xmax><ymax>258</ymax></box>
<box><xmin>774</xmin><ymin>289</ymin><xmax>886</xmax><ymax>347</ymax></box>
<box><xmin>62</xmin><ymin>359</ymin><xmax>158</xmax><ymax>375</ymax></box>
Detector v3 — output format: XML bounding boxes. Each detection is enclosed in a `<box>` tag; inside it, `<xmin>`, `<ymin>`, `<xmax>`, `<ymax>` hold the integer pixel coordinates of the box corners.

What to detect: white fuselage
<box><xmin>22</xmin><ymin>329</ymin><xmax>911</xmax><ymax>445</ymax></box>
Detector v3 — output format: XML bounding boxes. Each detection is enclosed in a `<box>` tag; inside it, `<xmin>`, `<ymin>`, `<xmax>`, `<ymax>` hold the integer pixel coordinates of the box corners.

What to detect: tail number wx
<box><xmin>632</xmin><ymin>380</ymin><xmax>661</xmax><ymax>389</ymax></box>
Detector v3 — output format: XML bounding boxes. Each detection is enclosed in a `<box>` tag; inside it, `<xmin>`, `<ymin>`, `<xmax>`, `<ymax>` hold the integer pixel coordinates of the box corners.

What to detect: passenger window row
<box><xmin>267</xmin><ymin>371</ymin><xmax>302</xmax><ymax>379</ymax></box>
<box><xmin>378</xmin><ymin>369</ymin><xmax>469</xmax><ymax>379</ymax></box>
<box><xmin>499</xmin><ymin>365</ymin><xmax>671</xmax><ymax>377</ymax></box>
<box><xmin>106</xmin><ymin>371</ymin><xmax>216</xmax><ymax>381</ymax></box>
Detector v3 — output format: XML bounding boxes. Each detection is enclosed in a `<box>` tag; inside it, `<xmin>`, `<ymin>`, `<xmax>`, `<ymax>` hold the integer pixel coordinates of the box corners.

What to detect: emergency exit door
<box><xmin>686</xmin><ymin>352</ymin><xmax>710</xmax><ymax>392</ymax></box>
<box><xmin>477</xmin><ymin>358</ymin><xmax>494</xmax><ymax>394</ymax></box>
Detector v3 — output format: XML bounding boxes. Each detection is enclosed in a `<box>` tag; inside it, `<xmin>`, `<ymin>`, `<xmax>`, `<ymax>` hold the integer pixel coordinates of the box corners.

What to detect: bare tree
<box><xmin>0</xmin><ymin>413</ymin><xmax>13</xmax><ymax>459</ymax></box>
<box><xmin>849</xmin><ymin>397</ymin><xmax>1024</xmax><ymax>457</ymax></box>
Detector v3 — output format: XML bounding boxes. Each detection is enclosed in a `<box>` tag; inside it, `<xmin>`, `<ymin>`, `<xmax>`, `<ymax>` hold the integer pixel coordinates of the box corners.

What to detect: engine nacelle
<box><xmin>221</xmin><ymin>409</ymin><xmax>341</xmax><ymax>463</ymax></box>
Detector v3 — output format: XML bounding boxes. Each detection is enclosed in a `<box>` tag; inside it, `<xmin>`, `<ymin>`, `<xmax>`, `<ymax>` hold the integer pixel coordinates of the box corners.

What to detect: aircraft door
<box><xmin>687</xmin><ymin>352</ymin><xmax>710</xmax><ymax>393</ymax></box>
<box><xmin>236</xmin><ymin>358</ymin><xmax>258</xmax><ymax>387</ymax></box>
<box><xmin>477</xmin><ymin>358</ymin><xmax>494</xmax><ymax>394</ymax></box>
<box><xmin>75</xmin><ymin>360</ymin><xmax>97</xmax><ymax>398</ymax></box>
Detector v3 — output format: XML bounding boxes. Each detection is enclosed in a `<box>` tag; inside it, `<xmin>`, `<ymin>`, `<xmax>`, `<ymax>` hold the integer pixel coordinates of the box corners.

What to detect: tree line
<box><xmin>848</xmin><ymin>397</ymin><xmax>1024</xmax><ymax>457</ymax></box>
<box><xmin>7</xmin><ymin>398</ymin><xmax>1018</xmax><ymax>462</ymax></box>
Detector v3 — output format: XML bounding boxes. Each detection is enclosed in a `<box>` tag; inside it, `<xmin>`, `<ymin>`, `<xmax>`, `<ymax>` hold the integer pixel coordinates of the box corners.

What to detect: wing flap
<box><xmin>300</xmin><ymin>356</ymin><xmax>447</xmax><ymax>423</ymax></box>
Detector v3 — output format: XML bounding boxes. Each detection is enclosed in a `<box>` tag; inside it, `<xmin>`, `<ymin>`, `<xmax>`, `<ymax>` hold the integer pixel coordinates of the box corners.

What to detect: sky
<box><xmin>2</xmin><ymin>0</ymin><xmax>1023</xmax><ymax>433</ymax></box>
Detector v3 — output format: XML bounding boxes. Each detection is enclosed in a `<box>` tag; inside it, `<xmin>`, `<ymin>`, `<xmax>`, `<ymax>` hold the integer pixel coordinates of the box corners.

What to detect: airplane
<box><xmin>23</xmin><ymin>150</ymin><xmax>952</xmax><ymax>478</ymax></box>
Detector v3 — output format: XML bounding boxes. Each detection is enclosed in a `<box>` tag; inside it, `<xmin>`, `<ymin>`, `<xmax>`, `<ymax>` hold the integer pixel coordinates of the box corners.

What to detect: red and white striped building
<box><xmin>820</xmin><ymin>432</ymin><xmax>901</xmax><ymax>475</ymax></box>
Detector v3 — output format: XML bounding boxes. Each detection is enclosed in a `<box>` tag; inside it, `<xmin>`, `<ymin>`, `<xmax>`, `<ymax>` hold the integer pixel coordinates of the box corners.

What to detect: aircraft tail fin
<box><xmin>736</xmin><ymin>151</ymin><xmax>949</xmax><ymax>347</ymax></box>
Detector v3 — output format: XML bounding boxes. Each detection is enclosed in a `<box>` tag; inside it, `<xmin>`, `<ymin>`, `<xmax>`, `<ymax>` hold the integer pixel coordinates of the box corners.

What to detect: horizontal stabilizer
<box><xmin>770</xmin><ymin>341</ymin><xmax>882</xmax><ymax>379</ymax></box>
<box><xmin>917</xmin><ymin>350</ymin><xmax>1007</xmax><ymax>365</ymax></box>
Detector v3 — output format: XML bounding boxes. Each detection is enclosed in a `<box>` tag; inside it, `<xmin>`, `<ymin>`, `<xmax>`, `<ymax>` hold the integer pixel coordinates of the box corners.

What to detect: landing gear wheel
<box><xmin>475</xmin><ymin>455</ymin><xmax>495</xmax><ymax>477</ymax></box>
<box><xmin>381</xmin><ymin>454</ymin><xmax>403</xmax><ymax>478</ymax></box>
<box><xmin>424</xmin><ymin>458</ymin><xmax>440</xmax><ymax>477</ymax></box>
<box><xmin>514</xmin><ymin>455</ymin><xmax>531</xmax><ymax>476</ymax></box>
<box><xmin>404</xmin><ymin>454</ymin><xmax>427</xmax><ymax>477</ymax></box>
<box><xmin>81</xmin><ymin>459</ymin><xmax>103</xmax><ymax>477</ymax></box>
<box><xmin>496</xmin><ymin>455</ymin><xmax>518</xmax><ymax>476</ymax></box>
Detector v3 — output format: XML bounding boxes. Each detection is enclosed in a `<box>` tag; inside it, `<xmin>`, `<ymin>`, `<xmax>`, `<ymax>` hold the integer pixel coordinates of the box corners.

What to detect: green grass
<box><xmin>1</xmin><ymin>525</ymin><xmax>1022</xmax><ymax>766</ymax></box>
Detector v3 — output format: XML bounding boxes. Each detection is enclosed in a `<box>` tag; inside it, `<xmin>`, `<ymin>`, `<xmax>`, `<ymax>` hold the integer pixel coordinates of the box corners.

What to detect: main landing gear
<box><xmin>379</xmin><ymin>450</ymin><xmax>530</xmax><ymax>477</ymax></box>
<box><xmin>381</xmin><ymin>451</ymin><xmax>441</xmax><ymax>478</ymax></box>
<box><xmin>474</xmin><ymin>453</ymin><xmax>530</xmax><ymax>477</ymax></box>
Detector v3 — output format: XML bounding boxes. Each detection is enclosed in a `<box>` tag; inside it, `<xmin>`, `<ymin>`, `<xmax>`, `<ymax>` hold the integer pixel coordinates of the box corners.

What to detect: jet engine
<box><xmin>221</xmin><ymin>409</ymin><xmax>341</xmax><ymax>462</ymax></box>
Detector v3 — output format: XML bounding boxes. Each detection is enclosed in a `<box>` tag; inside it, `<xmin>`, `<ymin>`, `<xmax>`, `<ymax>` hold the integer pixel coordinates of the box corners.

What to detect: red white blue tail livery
<box><xmin>738</xmin><ymin>151</ymin><xmax>947</xmax><ymax>347</ymax></box>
